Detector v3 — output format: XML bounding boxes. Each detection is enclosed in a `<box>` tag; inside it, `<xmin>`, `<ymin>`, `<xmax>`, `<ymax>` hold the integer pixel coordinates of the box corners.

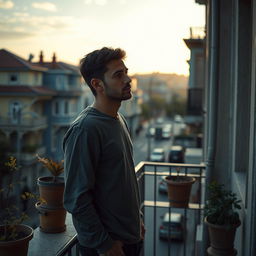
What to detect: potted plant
<box><xmin>36</xmin><ymin>155</ymin><xmax>66</xmax><ymax>233</ymax></box>
<box><xmin>204</xmin><ymin>181</ymin><xmax>241</xmax><ymax>256</ymax></box>
<box><xmin>0</xmin><ymin>157</ymin><xmax>33</xmax><ymax>256</ymax></box>
<box><xmin>165</xmin><ymin>167</ymin><xmax>195</xmax><ymax>208</ymax></box>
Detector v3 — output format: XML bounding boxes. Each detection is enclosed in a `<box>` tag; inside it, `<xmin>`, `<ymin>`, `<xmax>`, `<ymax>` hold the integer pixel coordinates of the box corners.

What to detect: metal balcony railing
<box><xmin>0</xmin><ymin>116</ymin><xmax>48</xmax><ymax>131</ymax></box>
<box><xmin>189</xmin><ymin>27</ymin><xmax>205</xmax><ymax>39</ymax></box>
<box><xmin>28</xmin><ymin>161</ymin><xmax>206</xmax><ymax>256</ymax></box>
<box><xmin>136</xmin><ymin>161</ymin><xmax>205</xmax><ymax>256</ymax></box>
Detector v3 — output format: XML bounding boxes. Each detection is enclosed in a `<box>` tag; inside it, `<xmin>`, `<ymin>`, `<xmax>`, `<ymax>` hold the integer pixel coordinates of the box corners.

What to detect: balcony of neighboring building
<box><xmin>51</xmin><ymin>99</ymin><xmax>79</xmax><ymax>126</ymax></box>
<box><xmin>184</xmin><ymin>27</ymin><xmax>205</xmax><ymax>49</ymax></box>
<box><xmin>51</xmin><ymin>115</ymin><xmax>77</xmax><ymax>126</ymax></box>
<box><xmin>28</xmin><ymin>161</ymin><xmax>206</xmax><ymax>256</ymax></box>
<box><xmin>9</xmin><ymin>145</ymin><xmax>46</xmax><ymax>165</ymax></box>
<box><xmin>0</xmin><ymin>115</ymin><xmax>48</xmax><ymax>132</ymax></box>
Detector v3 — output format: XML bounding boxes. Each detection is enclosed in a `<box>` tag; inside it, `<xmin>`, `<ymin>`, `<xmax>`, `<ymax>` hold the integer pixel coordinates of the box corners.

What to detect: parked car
<box><xmin>161</xmin><ymin>124</ymin><xmax>171</xmax><ymax>139</ymax></box>
<box><xmin>158</xmin><ymin>176</ymin><xmax>167</xmax><ymax>193</ymax></box>
<box><xmin>150</xmin><ymin>148</ymin><xmax>165</xmax><ymax>162</ymax></box>
<box><xmin>156</xmin><ymin>117</ymin><xmax>164</xmax><ymax>124</ymax></box>
<box><xmin>168</xmin><ymin>145</ymin><xmax>185</xmax><ymax>163</ymax></box>
<box><xmin>159</xmin><ymin>212</ymin><xmax>184</xmax><ymax>240</ymax></box>
<box><xmin>154</xmin><ymin>126</ymin><xmax>163</xmax><ymax>140</ymax></box>
<box><xmin>146</xmin><ymin>127</ymin><xmax>155</xmax><ymax>137</ymax></box>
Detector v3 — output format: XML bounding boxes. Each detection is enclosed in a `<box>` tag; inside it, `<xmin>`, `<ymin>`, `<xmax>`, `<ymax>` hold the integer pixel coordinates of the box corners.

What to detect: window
<box><xmin>9</xmin><ymin>73</ymin><xmax>19</xmax><ymax>85</ymax></box>
<box><xmin>234</xmin><ymin>0</ymin><xmax>252</xmax><ymax>174</ymax></box>
<box><xmin>35</xmin><ymin>73</ymin><xmax>39</xmax><ymax>84</ymax></box>
<box><xmin>10</xmin><ymin>101</ymin><xmax>21</xmax><ymax>124</ymax></box>
<box><xmin>232</xmin><ymin>0</ymin><xmax>252</xmax><ymax>206</ymax></box>
<box><xmin>54</xmin><ymin>101</ymin><xmax>60</xmax><ymax>115</ymax></box>
<box><xmin>64</xmin><ymin>101</ymin><xmax>69</xmax><ymax>115</ymax></box>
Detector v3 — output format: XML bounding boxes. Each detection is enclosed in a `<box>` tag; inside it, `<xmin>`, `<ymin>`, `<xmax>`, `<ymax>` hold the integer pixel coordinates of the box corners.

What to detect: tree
<box><xmin>165</xmin><ymin>94</ymin><xmax>187</xmax><ymax>118</ymax></box>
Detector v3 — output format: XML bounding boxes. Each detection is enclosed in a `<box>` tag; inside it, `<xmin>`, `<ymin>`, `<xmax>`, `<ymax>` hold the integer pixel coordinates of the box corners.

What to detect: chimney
<box><xmin>52</xmin><ymin>52</ymin><xmax>56</xmax><ymax>63</ymax></box>
<box><xmin>28</xmin><ymin>53</ymin><xmax>34</xmax><ymax>62</ymax></box>
<box><xmin>39</xmin><ymin>51</ymin><xmax>44</xmax><ymax>63</ymax></box>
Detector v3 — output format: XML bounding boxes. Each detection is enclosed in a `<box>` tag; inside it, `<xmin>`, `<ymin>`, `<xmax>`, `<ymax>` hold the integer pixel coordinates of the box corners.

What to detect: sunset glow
<box><xmin>0</xmin><ymin>0</ymin><xmax>205</xmax><ymax>75</ymax></box>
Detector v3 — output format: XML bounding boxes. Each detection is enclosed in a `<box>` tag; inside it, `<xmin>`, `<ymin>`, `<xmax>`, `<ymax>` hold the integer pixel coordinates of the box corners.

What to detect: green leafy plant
<box><xmin>0</xmin><ymin>157</ymin><xmax>44</xmax><ymax>241</ymax></box>
<box><xmin>37</xmin><ymin>155</ymin><xmax>64</xmax><ymax>182</ymax></box>
<box><xmin>204</xmin><ymin>181</ymin><xmax>241</xmax><ymax>226</ymax></box>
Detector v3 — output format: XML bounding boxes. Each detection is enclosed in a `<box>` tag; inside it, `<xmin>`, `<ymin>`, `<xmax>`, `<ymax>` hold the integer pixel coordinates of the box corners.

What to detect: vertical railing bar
<box><xmin>168</xmin><ymin>166</ymin><xmax>172</xmax><ymax>256</ymax></box>
<box><xmin>199</xmin><ymin>166</ymin><xmax>202</xmax><ymax>223</ymax></box>
<box><xmin>184</xmin><ymin>206</ymin><xmax>187</xmax><ymax>256</ymax></box>
<box><xmin>193</xmin><ymin>208</ymin><xmax>197</xmax><ymax>256</ymax></box>
<box><xmin>76</xmin><ymin>243</ymin><xmax>79</xmax><ymax>256</ymax></box>
<box><xmin>185</xmin><ymin>166</ymin><xmax>187</xmax><ymax>256</ymax></box>
<box><xmin>142</xmin><ymin>164</ymin><xmax>145</xmax><ymax>256</ymax></box>
<box><xmin>167</xmin><ymin>202</ymin><xmax>170</xmax><ymax>256</ymax></box>
<box><xmin>153</xmin><ymin>164</ymin><xmax>157</xmax><ymax>256</ymax></box>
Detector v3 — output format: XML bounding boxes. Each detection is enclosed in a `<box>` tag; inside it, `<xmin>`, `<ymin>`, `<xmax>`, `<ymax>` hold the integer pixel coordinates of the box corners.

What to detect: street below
<box><xmin>133</xmin><ymin>119</ymin><xmax>198</xmax><ymax>256</ymax></box>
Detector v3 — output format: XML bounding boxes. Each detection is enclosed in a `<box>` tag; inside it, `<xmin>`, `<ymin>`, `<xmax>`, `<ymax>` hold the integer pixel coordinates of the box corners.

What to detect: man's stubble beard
<box><xmin>103</xmin><ymin>80</ymin><xmax>132</xmax><ymax>102</ymax></box>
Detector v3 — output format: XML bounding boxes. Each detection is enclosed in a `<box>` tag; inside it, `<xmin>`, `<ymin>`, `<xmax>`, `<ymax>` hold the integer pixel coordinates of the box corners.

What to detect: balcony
<box><xmin>9</xmin><ymin>146</ymin><xmax>46</xmax><ymax>165</ymax></box>
<box><xmin>51</xmin><ymin>115</ymin><xmax>77</xmax><ymax>127</ymax></box>
<box><xmin>0</xmin><ymin>116</ymin><xmax>48</xmax><ymax>132</ymax></box>
<box><xmin>28</xmin><ymin>161</ymin><xmax>206</xmax><ymax>256</ymax></box>
<box><xmin>189</xmin><ymin>27</ymin><xmax>205</xmax><ymax>40</ymax></box>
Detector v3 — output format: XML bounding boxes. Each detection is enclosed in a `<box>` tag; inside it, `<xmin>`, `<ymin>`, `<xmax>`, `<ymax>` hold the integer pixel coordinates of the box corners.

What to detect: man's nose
<box><xmin>125</xmin><ymin>74</ymin><xmax>131</xmax><ymax>83</ymax></box>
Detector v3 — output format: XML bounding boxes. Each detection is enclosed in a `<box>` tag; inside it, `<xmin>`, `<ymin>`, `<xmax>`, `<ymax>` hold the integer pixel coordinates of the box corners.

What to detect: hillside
<box><xmin>133</xmin><ymin>73</ymin><xmax>188</xmax><ymax>98</ymax></box>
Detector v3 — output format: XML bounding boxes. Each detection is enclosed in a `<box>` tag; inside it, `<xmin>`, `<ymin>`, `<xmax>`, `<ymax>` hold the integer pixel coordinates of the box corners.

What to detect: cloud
<box><xmin>0</xmin><ymin>14</ymin><xmax>75</xmax><ymax>40</ymax></box>
<box><xmin>0</xmin><ymin>0</ymin><xmax>14</xmax><ymax>9</ymax></box>
<box><xmin>32</xmin><ymin>2</ymin><xmax>57</xmax><ymax>12</ymax></box>
<box><xmin>84</xmin><ymin>0</ymin><xmax>92</xmax><ymax>4</ymax></box>
<box><xmin>0</xmin><ymin>30</ymin><xmax>35</xmax><ymax>39</ymax></box>
<box><xmin>13</xmin><ymin>12</ymin><xmax>29</xmax><ymax>17</ymax></box>
<box><xmin>84</xmin><ymin>0</ymin><xmax>107</xmax><ymax>6</ymax></box>
<box><xmin>118</xmin><ymin>0</ymin><xmax>126</xmax><ymax>4</ymax></box>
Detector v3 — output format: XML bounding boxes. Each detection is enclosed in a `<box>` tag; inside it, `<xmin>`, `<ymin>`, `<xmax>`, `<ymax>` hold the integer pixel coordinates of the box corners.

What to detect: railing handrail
<box><xmin>0</xmin><ymin>116</ymin><xmax>47</xmax><ymax>126</ymax></box>
<box><xmin>135</xmin><ymin>161</ymin><xmax>206</xmax><ymax>173</ymax></box>
<box><xmin>56</xmin><ymin>234</ymin><xmax>79</xmax><ymax>256</ymax></box>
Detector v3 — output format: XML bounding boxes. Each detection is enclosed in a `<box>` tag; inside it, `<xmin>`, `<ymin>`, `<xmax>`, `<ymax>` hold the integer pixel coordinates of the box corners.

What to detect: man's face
<box><xmin>102</xmin><ymin>59</ymin><xmax>132</xmax><ymax>101</ymax></box>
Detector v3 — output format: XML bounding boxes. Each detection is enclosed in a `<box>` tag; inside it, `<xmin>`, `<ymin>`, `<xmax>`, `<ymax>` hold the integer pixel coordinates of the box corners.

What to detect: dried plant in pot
<box><xmin>36</xmin><ymin>155</ymin><xmax>66</xmax><ymax>233</ymax></box>
<box><xmin>204</xmin><ymin>181</ymin><xmax>241</xmax><ymax>256</ymax></box>
<box><xmin>165</xmin><ymin>168</ymin><xmax>195</xmax><ymax>208</ymax></box>
<box><xmin>0</xmin><ymin>157</ymin><xmax>34</xmax><ymax>256</ymax></box>
<box><xmin>36</xmin><ymin>155</ymin><xmax>64</xmax><ymax>208</ymax></box>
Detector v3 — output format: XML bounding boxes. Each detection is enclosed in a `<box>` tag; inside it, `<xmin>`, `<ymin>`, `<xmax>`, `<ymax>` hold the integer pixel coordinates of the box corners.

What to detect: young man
<box><xmin>63</xmin><ymin>47</ymin><xmax>145</xmax><ymax>256</ymax></box>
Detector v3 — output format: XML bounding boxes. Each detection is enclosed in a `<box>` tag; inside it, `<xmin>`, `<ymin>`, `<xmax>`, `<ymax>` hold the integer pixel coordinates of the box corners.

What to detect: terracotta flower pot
<box><xmin>205</xmin><ymin>217</ymin><xmax>241</xmax><ymax>256</ymax></box>
<box><xmin>37</xmin><ymin>176</ymin><xmax>64</xmax><ymax>208</ymax></box>
<box><xmin>35</xmin><ymin>202</ymin><xmax>66</xmax><ymax>233</ymax></box>
<box><xmin>0</xmin><ymin>224</ymin><xmax>33</xmax><ymax>256</ymax></box>
<box><xmin>165</xmin><ymin>175</ymin><xmax>196</xmax><ymax>208</ymax></box>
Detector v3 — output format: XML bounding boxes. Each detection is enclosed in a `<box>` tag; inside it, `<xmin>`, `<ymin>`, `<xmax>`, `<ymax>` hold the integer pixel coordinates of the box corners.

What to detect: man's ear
<box><xmin>91</xmin><ymin>79</ymin><xmax>104</xmax><ymax>93</ymax></box>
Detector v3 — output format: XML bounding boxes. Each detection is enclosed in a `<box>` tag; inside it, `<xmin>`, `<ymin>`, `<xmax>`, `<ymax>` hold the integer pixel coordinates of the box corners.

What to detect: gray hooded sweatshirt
<box><xmin>63</xmin><ymin>107</ymin><xmax>141</xmax><ymax>254</ymax></box>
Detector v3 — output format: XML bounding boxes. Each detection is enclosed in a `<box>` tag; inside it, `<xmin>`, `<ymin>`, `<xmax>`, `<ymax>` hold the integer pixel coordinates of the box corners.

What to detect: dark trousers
<box><xmin>78</xmin><ymin>241</ymin><xmax>143</xmax><ymax>256</ymax></box>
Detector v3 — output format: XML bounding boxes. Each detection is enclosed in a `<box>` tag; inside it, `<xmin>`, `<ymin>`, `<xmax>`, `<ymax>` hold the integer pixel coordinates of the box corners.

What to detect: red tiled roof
<box><xmin>0</xmin><ymin>85</ymin><xmax>56</xmax><ymax>96</ymax></box>
<box><xmin>0</xmin><ymin>49</ymin><xmax>47</xmax><ymax>71</ymax></box>
<box><xmin>37</xmin><ymin>62</ymin><xmax>67</xmax><ymax>70</ymax></box>
<box><xmin>34</xmin><ymin>61</ymin><xmax>80</xmax><ymax>75</ymax></box>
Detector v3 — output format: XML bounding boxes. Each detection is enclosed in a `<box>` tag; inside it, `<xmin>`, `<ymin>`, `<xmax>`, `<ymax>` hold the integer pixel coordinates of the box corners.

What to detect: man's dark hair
<box><xmin>80</xmin><ymin>47</ymin><xmax>126</xmax><ymax>96</ymax></box>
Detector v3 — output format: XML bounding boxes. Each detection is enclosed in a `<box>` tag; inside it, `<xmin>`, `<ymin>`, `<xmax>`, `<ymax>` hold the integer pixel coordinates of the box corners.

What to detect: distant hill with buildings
<box><xmin>134</xmin><ymin>73</ymin><xmax>188</xmax><ymax>99</ymax></box>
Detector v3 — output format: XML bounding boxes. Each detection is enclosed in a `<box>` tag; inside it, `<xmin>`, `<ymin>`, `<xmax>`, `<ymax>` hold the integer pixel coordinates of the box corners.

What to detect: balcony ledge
<box><xmin>28</xmin><ymin>213</ymin><xmax>77</xmax><ymax>256</ymax></box>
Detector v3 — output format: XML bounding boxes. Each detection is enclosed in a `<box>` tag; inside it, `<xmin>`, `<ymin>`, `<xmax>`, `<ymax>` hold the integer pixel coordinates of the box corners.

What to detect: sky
<box><xmin>0</xmin><ymin>0</ymin><xmax>205</xmax><ymax>75</ymax></box>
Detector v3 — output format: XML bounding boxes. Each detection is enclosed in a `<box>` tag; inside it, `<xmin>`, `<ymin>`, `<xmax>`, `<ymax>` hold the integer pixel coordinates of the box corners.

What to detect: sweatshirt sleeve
<box><xmin>63</xmin><ymin>125</ymin><xmax>114</xmax><ymax>253</ymax></box>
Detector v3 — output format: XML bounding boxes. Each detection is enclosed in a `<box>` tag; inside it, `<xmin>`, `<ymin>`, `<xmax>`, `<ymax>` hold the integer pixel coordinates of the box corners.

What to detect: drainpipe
<box><xmin>202</xmin><ymin>0</ymin><xmax>219</xmax><ymax>253</ymax></box>
<box><xmin>206</xmin><ymin>0</ymin><xmax>219</xmax><ymax>181</ymax></box>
